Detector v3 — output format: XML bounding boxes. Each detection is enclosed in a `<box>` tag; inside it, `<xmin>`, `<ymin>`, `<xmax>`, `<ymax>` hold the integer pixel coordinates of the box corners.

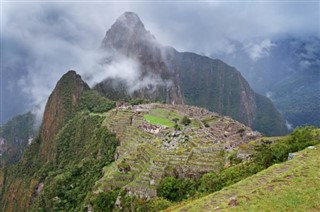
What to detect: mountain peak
<box><xmin>116</xmin><ymin>12</ymin><xmax>144</xmax><ymax>30</ymax></box>
<box><xmin>39</xmin><ymin>71</ymin><xmax>89</xmax><ymax>161</ymax></box>
<box><xmin>100</xmin><ymin>12</ymin><xmax>156</xmax><ymax>53</ymax></box>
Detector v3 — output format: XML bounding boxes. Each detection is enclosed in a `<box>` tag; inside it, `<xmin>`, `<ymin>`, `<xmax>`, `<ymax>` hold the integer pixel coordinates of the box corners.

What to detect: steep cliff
<box><xmin>39</xmin><ymin>70</ymin><xmax>90</xmax><ymax>161</ymax></box>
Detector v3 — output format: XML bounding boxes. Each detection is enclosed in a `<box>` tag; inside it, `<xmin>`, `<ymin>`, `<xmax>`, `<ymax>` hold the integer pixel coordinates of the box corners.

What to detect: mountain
<box><xmin>0</xmin><ymin>69</ymin><xmax>318</xmax><ymax>211</ymax></box>
<box><xmin>214</xmin><ymin>37</ymin><xmax>320</xmax><ymax>128</ymax></box>
<box><xmin>39</xmin><ymin>70</ymin><xmax>90</xmax><ymax>161</ymax></box>
<box><xmin>0</xmin><ymin>71</ymin><xmax>115</xmax><ymax>211</ymax></box>
<box><xmin>0</xmin><ymin>70</ymin><xmax>261</xmax><ymax>211</ymax></box>
<box><xmin>95</xmin><ymin>12</ymin><xmax>287</xmax><ymax>136</ymax></box>
<box><xmin>0</xmin><ymin>112</ymin><xmax>35</xmax><ymax>168</ymax></box>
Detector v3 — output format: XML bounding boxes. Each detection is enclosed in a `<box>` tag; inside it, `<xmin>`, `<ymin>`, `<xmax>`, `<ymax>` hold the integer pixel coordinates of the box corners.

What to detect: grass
<box><xmin>144</xmin><ymin>114</ymin><xmax>175</xmax><ymax>127</ymax></box>
<box><xmin>166</xmin><ymin>144</ymin><xmax>320</xmax><ymax>211</ymax></box>
<box><xmin>190</xmin><ymin>119</ymin><xmax>202</xmax><ymax>129</ymax></box>
<box><xmin>149</xmin><ymin>108</ymin><xmax>179</xmax><ymax>119</ymax></box>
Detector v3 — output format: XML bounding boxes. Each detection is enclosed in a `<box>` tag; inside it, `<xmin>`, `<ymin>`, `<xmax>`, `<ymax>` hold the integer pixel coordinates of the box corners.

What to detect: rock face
<box><xmin>98</xmin><ymin>12</ymin><xmax>184</xmax><ymax>105</ymax></box>
<box><xmin>95</xmin><ymin>12</ymin><xmax>287</xmax><ymax>136</ymax></box>
<box><xmin>39</xmin><ymin>70</ymin><xmax>89</xmax><ymax>161</ymax></box>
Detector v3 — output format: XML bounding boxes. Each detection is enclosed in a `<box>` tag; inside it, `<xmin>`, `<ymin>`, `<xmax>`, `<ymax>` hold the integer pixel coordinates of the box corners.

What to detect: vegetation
<box><xmin>253</xmin><ymin>93</ymin><xmax>288</xmax><ymax>136</ymax></box>
<box><xmin>1</xmin><ymin>75</ymin><xmax>318</xmax><ymax>212</ymax></box>
<box><xmin>157</xmin><ymin>126</ymin><xmax>320</xmax><ymax>208</ymax></box>
<box><xmin>272</xmin><ymin>74</ymin><xmax>320</xmax><ymax>128</ymax></box>
<box><xmin>129</xmin><ymin>98</ymin><xmax>151</xmax><ymax>106</ymax></box>
<box><xmin>0</xmin><ymin>88</ymin><xmax>117</xmax><ymax>211</ymax></box>
<box><xmin>168</xmin><ymin>142</ymin><xmax>320</xmax><ymax>211</ymax></box>
<box><xmin>90</xmin><ymin>190</ymin><xmax>119</xmax><ymax>211</ymax></box>
<box><xmin>144</xmin><ymin>114</ymin><xmax>175</xmax><ymax>127</ymax></box>
<box><xmin>79</xmin><ymin>90</ymin><xmax>115</xmax><ymax>113</ymax></box>
<box><xmin>143</xmin><ymin>108</ymin><xmax>181</xmax><ymax>127</ymax></box>
<box><xmin>253</xmin><ymin>126</ymin><xmax>320</xmax><ymax>169</ymax></box>
<box><xmin>0</xmin><ymin>112</ymin><xmax>35</xmax><ymax>167</ymax></box>
<box><xmin>157</xmin><ymin>177</ymin><xmax>199</xmax><ymax>202</ymax></box>
<box><xmin>180</xmin><ymin>116</ymin><xmax>191</xmax><ymax>126</ymax></box>
<box><xmin>31</xmin><ymin>113</ymin><xmax>117</xmax><ymax>211</ymax></box>
<box><xmin>120</xmin><ymin>195</ymin><xmax>173</xmax><ymax>211</ymax></box>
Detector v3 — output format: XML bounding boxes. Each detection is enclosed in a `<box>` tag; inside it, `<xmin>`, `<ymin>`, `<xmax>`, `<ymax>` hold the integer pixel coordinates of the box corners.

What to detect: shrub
<box><xmin>253</xmin><ymin>126</ymin><xmax>320</xmax><ymax>168</ymax></box>
<box><xmin>157</xmin><ymin>177</ymin><xmax>198</xmax><ymax>202</ymax></box>
<box><xmin>91</xmin><ymin>191</ymin><xmax>118</xmax><ymax>211</ymax></box>
<box><xmin>180</xmin><ymin>116</ymin><xmax>191</xmax><ymax>126</ymax></box>
<box><xmin>79</xmin><ymin>91</ymin><xmax>115</xmax><ymax>113</ymax></box>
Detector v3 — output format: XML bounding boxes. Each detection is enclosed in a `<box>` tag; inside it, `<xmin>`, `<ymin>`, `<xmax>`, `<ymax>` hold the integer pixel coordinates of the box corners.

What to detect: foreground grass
<box><xmin>166</xmin><ymin>144</ymin><xmax>320</xmax><ymax>211</ymax></box>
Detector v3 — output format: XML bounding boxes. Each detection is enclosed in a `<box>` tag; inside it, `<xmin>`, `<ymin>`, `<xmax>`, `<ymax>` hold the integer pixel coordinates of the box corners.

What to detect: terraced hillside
<box><xmin>94</xmin><ymin>103</ymin><xmax>261</xmax><ymax>199</ymax></box>
<box><xmin>167</xmin><ymin>144</ymin><xmax>320</xmax><ymax>211</ymax></box>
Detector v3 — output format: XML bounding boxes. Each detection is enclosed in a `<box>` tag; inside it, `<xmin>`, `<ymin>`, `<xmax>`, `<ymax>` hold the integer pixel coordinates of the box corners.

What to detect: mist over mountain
<box><xmin>0</xmin><ymin>3</ymin><xmax>319</xmax><ymax>211</ymax></box>
<box><xmin>214</xmin><ymin>36</ymin><xmax>320</xmax><ymax>128</ymax></box>
<box><xmin>91</xmin><ymin>12</ymin><xmax>287</xmax><ymax>135</ymax></box>
<box><xmin>1</xmin><ymin>2</ymin><xmax>318</xmax><ymax>127</ymax></box>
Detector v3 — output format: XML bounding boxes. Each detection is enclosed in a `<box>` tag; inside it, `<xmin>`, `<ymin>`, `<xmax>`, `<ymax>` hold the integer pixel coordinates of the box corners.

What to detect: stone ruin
<box><xmin>139</xmin><ymin>122</ymin><xmax>165</xmax><ymax>135</ymax></box>
<box><xmin>162</xmin><ymin>130</ymin><xmax>190</xmax><ymax>151</ymax></box>
<box><xmin>116</xmin><ymin>101</ymin><xmax>131</xmax><ymax>110</ymax></box>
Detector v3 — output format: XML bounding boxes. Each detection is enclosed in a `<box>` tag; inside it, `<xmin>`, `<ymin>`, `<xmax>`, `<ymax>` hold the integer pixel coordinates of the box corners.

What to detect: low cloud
<box><xmin>81</xmin><ymin>52</ymin><xmax>170</xmax><ymax>94</ymax></box>
<box><xmin>245</xmin><ymin>39</ymin><xmax>275</xmax><ymax>61</ymax></box>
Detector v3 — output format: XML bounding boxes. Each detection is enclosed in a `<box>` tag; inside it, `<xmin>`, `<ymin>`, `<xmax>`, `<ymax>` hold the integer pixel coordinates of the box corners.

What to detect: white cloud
<box><xmin>245</xmin><ymin>39</ymin><xmax>275</xmax><ymax>61</ymax></box>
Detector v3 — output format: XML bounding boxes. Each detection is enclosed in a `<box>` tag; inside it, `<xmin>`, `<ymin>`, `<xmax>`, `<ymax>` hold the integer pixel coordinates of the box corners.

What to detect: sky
<box><xmin>1</xmin><ymin>0</ymin><xmax>319</xmax><ymax>125</ymax></box>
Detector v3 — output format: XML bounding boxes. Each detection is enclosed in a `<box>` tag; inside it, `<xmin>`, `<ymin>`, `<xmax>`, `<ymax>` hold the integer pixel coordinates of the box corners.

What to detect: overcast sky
<box><xmin>1</xmin><ymin>1</ymin><xmax>319</xmax><ymax>124</ymax></box>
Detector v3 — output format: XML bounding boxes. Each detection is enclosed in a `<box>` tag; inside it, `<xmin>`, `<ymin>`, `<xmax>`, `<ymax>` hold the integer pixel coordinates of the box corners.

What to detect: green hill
<box><xmin>0</xmin><ymin>70</ymin><xmax>317</xmax><ymax>211</ymax></box>
<box><xmin>167</xmin><ymin>143</ymin><xmax>320</xmax><ymax>211</ymax></box>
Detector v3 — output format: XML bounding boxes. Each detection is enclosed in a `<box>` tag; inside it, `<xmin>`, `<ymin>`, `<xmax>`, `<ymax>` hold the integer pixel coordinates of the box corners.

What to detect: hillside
<box><xmin>0</xmin><ymin>70</ymin><xmax>318</xmax><ymax>211</ymax></box>
<box><xmin>167</xmin><ymin>143</ymin><xmax>320</xmax><ymax>211</ymax></box>
<box><xmin>271</xmin><ymin>73</ymin><xmax>320</xmax><ymax>128</ymax></box>
<box><xmin>0</xmin><ymin>71</ymin><xmax>115</xmax><ymax>211</ymax></box>
<box><xmin>39</xmin><ymin>70</ymin><xmax>90</xmax><ymax>162</ymax></box>
<box><xmin>92</xmin><ymin>103</ymin><xmax>260</xmax><ymax>199</ymax></box>
<box><xmin>215</xmin><ymin>36</ymin><xmax>320</xmax><ymax>128</ymax></box>
<box><xmin>0</xmin><ymin>112</ymin><xmax>35</xmax><ymax>168</ymax></box>
<box><xmin>0</xmin><ymin>70</ymin><xmax>262</xmax><ymax>211</ymax></box>
<box><xmin>95</xmin><ymin>12</ymin><xmax>287</xmax><ymax>136</ymax></box>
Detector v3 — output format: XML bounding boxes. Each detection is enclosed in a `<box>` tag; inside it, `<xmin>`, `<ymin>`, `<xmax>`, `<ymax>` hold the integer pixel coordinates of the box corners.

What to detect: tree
<box><xmin>180</xmin><ymin>116</ymin><xmax>191</xmax><ymax>126</ymax></box>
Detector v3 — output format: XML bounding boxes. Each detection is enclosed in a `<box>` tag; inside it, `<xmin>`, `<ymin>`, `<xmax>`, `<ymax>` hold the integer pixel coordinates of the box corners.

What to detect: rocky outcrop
<box><xmin>95</xmin><ymin>12</ymin><xmax>287</xmax><ymax>136</ymax></box>
<box><xmin>39</xmin><ymin>70</ymin><xmax>89</xmax><ymax>161</ymax></box>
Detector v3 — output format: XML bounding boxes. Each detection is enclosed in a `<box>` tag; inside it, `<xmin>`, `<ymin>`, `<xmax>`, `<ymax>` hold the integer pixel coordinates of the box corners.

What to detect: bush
<box><xmin>157</xmin><ymin>177</ymin><xmax>198</xmax><ymax>202</ymax></box>
<box><xmin>199</xmin><ymin>171</ymin><xmax>221</xmax><ymax>192</ymax></box>
<box><xmin>199</xmin><ymin>163</ymin><xmax>259</xmax><ymax>194</ymax></box>
<box><xmin>91</xmin><ymin>191</ymin><xmax>118</xmax><ymax>212</ymax></box>
<box><xmin>129</xmin><ymin>98</ymin><xmax>150</xmax><ymax>106</ymax></box>
<box><xmin>144</xmin><ymin>197</ymin><xmax>172</xmax><ymax>211</ymax></box>
<box><xmin>79</xmin><ymin>91</ymin><xmax>115</xmax><ymax>113</ymax></box>
<box><xmin>180</xmin><ymin>116</ymin><xmax>191</xmax><ymax>126</ymax></box>
<box><xmin>254</xmin><ymin>126</ymin><xmax>320</xmax><ymax>168</ymax></box>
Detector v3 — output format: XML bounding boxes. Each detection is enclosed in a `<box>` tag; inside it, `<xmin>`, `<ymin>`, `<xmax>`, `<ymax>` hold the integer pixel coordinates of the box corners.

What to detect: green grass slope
<box><xmin>167</xmin><ymin>144</ymin><xmax>320</xmax><ymax>211</ymax></box>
